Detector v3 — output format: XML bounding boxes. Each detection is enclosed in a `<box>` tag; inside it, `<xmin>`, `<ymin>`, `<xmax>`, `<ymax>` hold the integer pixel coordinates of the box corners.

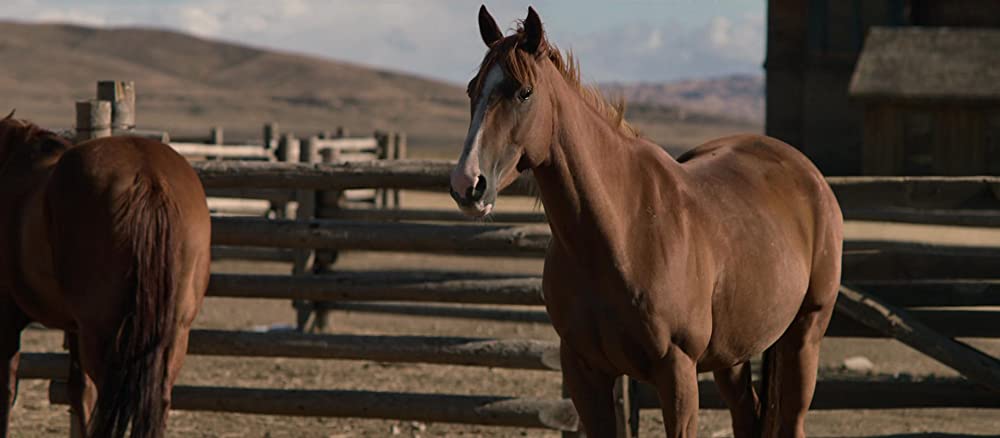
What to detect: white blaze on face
<box><xmin>453</xmin><ymin>64</ymin><xmax>505</xmax><ymax>191</ymax></box>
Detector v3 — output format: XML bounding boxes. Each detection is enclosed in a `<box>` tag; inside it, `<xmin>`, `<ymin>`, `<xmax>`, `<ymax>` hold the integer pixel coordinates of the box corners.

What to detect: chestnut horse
<box><xmin>450</xmin><ymin>7</ymin><xmax>843</xmax><ymax>438</ymax></box>
<box><xmin>0</xmin><ymin>114</ymin><xmax>211</xmax><ymax>438</ymax></box>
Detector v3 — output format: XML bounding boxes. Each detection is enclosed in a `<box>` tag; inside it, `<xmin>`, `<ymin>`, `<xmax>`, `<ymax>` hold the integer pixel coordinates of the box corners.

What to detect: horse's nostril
<box><xmin>469</xmin><ymin>175</ymin><xmax>487</xmax><ymax>201</ymax></box>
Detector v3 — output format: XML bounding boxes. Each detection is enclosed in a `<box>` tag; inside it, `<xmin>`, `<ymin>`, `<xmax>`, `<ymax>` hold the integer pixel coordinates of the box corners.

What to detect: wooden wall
<box><xmin>862</xmin><ymin>103</ymin><xmax>999</xmax><ymax>175</ymax></box>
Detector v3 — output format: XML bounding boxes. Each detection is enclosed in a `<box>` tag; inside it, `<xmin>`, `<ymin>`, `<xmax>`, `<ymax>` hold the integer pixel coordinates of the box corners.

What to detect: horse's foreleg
<box><xmin>66</xmin><ymin>335</ymin><xmax>98</xmax><ymax>438</ymax></box>
<box><xmin>0</xmin><ymin>303</ymin><xmax>27</xmax><ymax>438</ymax></box>
<box><xmin>652</xmin><ymin>347</ymin><xmax>699</xmax><ymax>438</ymax></box>
<box><xmin>713</xmin><ymin>361</ymin><xmax>760</xmax><ymax>438</ymax></box>
<box><xmin>559</xmin><ymin>341</ymin><xmax>617</xmax><ymax>437</ymax></box>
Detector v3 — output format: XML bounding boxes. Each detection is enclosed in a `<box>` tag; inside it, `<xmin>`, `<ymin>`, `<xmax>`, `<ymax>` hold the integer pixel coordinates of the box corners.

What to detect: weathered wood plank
<box><xmin>828</xmin><ymin>175</ymin><xmax>1000</xmax><ymax>210</ymax></box>
<box><xmin>323</xmin><ymin>302</ymin><xmax>1000</xmax><ymax>338</ymax></box>
<box><xmin>311</xmin><ymin>137</ymin><xmax>379</xmax><ymax>152</ymax></box>
<box><xmin>842</xmin><ymin>246</ymin><xmax>1000</xmax><ymax>280</ymax></box>
<box><xmin>207</xmin><ymin>272</ymin><xmax>997</xmax><ymax>308</ymax></box>
<box><xmin>171</xmin><ymin>142</ymin><xmax>273</xmax><ymax>159</ymax></box>
<box><xmin>210</xmin><ymin>217</ymin><xmax>1000</xmax><ymax>277</ymax></box>
<box><xmin>208</xmin><ymin>272</ymin><xmax>544</xmax><ymax>305</ymax></box>
<box><xmin>210</xmin><ymin>217</ymin><xmax>551</xmax><ymax>256</ymax></box>
<box><xmin>634</xmin><ymin>377</ymin><xmax>1000</xmax><ymax>409</ymax></box>
<box><xmin>20</xmin><ymin>331</ymin><xmax>561</xmax><ymax>379</ymax></box>
<box><xmin>835</xmin><ymin>285</ymin><xmax>1000</xmax><ymax>391</ymax></box>
<box><xmin>207</xmin><ymin>198</ymin><xmax>272</xmax><ymax>216</ymax></box>
<box><xmin>205</xmin><ymin>188</ymin><xmax>294</xmax><ymax>204</ymax></box>
<box><xmin>48</xmin><ymin>382</ymin><xmax>579</xmax><ymax>431</ymax></box>
<box><xmin>210</xmin><ymin>246</ymin><xmax>295</xmax><ymax>262</ymax></box>
<box><xmin>847</xmin><ymin>279</ymin><xmax>1000</xmax><ymax>306</ymax></box>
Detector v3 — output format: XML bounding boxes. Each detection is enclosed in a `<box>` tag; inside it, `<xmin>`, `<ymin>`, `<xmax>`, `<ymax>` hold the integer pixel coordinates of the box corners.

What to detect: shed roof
<box><xmin>849</xmin><ymin>27</ymin><xmax>1000</xmax><ymax>102</ymax></box>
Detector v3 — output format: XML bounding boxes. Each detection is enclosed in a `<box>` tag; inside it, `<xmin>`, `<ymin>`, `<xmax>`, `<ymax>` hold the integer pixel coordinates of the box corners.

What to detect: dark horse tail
<box><xmin>757</xmin><ymin>345</ymin><xmax>778</xmax><ymax>438</ymax></box>
<box><xmin>90</xmin><ymin>174</ymin><xmax>179</xmax><ymax>438</ymax></box>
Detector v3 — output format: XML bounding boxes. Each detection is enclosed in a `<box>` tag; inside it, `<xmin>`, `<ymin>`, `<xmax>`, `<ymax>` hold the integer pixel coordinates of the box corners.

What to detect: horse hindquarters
<box><xmin>46</xmin><ymin>159</ymin><xmax>187</xmax><ymax>438</ymax></box>
<box><xmin>759</xmin><ymin>215</ymin><xmax>842</xmax><ymax>438</ymax></box>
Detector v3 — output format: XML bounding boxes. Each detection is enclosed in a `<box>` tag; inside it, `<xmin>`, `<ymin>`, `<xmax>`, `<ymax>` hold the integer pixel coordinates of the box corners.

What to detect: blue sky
<box><xmin>3</xmin><ymin>0</ymin><xmax>765</xmax><ymax>84</ymax></box>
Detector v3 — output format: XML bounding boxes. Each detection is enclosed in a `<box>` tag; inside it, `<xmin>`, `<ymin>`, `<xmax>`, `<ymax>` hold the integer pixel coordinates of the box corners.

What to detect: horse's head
<box><xmin>0</xmin><ymin>110</ymin><xmax>26</xmax><ymax>166</ymax></box>
<box><xmin>0</xmin><ymin>111</ymin><xmax>72</xmax><ymax>174</ymax></box>
<box><xmin>450</xmin><ymin>6</ymin><xmax>556</xmax><ymax>217</ymax></box>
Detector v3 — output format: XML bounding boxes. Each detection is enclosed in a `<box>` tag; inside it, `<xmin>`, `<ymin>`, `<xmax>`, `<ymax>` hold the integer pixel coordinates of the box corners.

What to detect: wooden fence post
<box><xmin>96</xmin><ymin>80</ymin><xmax>135</xmax><ymax>133</ymax></box>
<box><xmin>293</xmin><ymin>136</ymin><xmax>320</xmax><ymax>331</ymax></box>
<box><xmin>263</xmin><ymin>123</ymin><xmax>279</xmax><ymax>150</ymax></box>
<box><xmin>375</xmin><ymin>131</ymin><xmax>391</xmax><ymax>208</ymax></box>
<box><xmin>392</xmin><ymin>132</ymin><xmax>407</xmax><ymax>208</ymax></box>
<box><xmin>74</xmin><ymin>100</ymin><xmax>112</xmax><ymax>142</ymax></box>
<box><xmin>271</xmin><ymin>133</ymin><xmax>297</xmax><ymax>219</ymax></box>
<box><xmin>315</xmin><ymin>146</ymin><xmax>342</xmax><ymax>273</ymax></box>
<box><xmin>211</xmin><ymin>126</ymin><xmax>224</xmax><ymax>145</ymax></box>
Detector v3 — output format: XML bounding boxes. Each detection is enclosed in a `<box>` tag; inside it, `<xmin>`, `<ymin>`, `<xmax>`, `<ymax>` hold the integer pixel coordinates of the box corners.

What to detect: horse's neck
<box><xmin>532</xmin><ymin>88</ymin><xmax>686</xmax><ymax>260</ymax></box>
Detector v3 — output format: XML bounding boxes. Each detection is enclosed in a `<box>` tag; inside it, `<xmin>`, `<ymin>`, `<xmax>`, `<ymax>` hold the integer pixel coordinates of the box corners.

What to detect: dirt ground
<box><xmin>10</xmin><ymin>193</ymin><xmax>1000</xmax><ymax>437</ymax></box>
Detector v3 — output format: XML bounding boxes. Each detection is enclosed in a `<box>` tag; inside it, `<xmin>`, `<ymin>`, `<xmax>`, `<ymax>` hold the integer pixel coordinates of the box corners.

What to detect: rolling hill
<box><xmin>0</xmin><ymin>21</ymin><xmax>760</xmax><ymax>157</ymax></box>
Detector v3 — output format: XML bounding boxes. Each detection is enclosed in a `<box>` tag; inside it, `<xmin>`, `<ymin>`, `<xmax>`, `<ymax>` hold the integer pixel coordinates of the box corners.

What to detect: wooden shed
<box><xmin>765</xmin><ymin>0</ymin><xmax>1000</xmax><ymax>175</ymax></box>
<box><xmin>849</xmin><ymin>27</ymin><xmax>1000</xmax><ymax>175</ymax></box>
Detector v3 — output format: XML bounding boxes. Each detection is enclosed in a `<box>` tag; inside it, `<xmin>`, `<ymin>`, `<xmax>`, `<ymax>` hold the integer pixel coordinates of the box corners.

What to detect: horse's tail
<box><xmin>89</xmin><ymin>174</ymin><xmax>179</xmax><ymax>438</ymax></box>
<box><xmin>757</xmin><ymin>344</ymin><xmax>778</xmax><ymax>438</ymax></box>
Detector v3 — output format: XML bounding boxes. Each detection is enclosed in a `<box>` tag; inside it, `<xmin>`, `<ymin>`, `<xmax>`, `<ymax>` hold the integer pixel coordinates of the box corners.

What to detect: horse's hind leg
<box><xmin>761</xmin><ymin>280</ymin><xmax>839</xmax><ymax>438</ymax></box>
<box><xmin>713</xmin><ymin>361</ymin><xmax>760</xmax><ymax>438</ymax></box>
<box><xmin>0</xmin><ymin>303</ymin><xmax>28</xmax><ymax>438</ymax></box>
<box><xmin>66</xmin><ymin>334</ymin><xmax>101</xmax><ymax>438</ymax></box>
<box><xmin>559</xmin><ymin>342</ymin><xmax>618</xmax><ymax>437</ymax></box>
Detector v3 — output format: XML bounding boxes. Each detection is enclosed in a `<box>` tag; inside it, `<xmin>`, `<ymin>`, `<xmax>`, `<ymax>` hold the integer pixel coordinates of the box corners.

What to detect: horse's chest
<box><xmin>542</xmin><ymin>257</ymin><xmax>693</xmax><ymax>379</ymax></box>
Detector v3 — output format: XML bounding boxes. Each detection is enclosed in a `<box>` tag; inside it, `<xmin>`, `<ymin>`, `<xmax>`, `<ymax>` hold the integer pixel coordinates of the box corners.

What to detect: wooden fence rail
<box><xmin>44</xmin><ymin>378</ymin><xmax>998</xmax><ymax>425</ymax></box>
<box><xmin>205</xmin><ymin>272</ymin><xmax>1000</xmax><ymax>308</ymax></box>
<box><xmin>836</xmin><ymin>286</ymin><xmax>1000</xmax><ymax>391</ymax></box>
<box><xmin>48</xmin><ymin>382</ymin><xmax>580</xmax><ymax>431</ymax></box>
<box><xmin>192</xmin><ymin>161</ymin><xmax>1000</xmax><ymax>198</ymax></box>
<box><xmin>210</xmin><ymin>218</ymin><xmax>1000</xmax><ymax>278</ymax></box>
<box><xmin>192</xmin><ymin>160</ymin><xmax>999</xmax><ymax>226</ymax></box>
<box><xmin>208</xmin><ymin>271</ymin><xmax>544</xmax><ymax>305</ymax></box>
<box><xmin>317</xmin><ymin>301</ymin><xmax>1000</xmax><ymax>339</ymax></box>
<box><xmin>19</xmin><ymin>330</ymin><xmax>562</xmax><ymax>379</ymax></box>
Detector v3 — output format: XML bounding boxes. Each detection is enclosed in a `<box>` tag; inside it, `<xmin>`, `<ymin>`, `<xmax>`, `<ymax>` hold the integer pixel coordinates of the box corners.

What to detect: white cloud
<box><xmin>35</xmin><ymin>8</ymin><xmax>107</xmax><ymax>26</ymax></box>
<box><xmin>700</xmin><ymin>13</ymin><xmax>764</xmax><ymax>64</ymax></box>
<box><xmin>176</xmin><ymin>6</ymin><xmax>222</xmax><ymax>37</ymax></box>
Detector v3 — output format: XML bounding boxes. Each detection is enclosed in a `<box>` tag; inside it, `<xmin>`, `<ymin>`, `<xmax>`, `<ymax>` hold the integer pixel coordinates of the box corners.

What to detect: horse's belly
<box><xmin>698</xmin><ymin>277</ymin><xmax>811</xmax><ymax>371</ymax></box>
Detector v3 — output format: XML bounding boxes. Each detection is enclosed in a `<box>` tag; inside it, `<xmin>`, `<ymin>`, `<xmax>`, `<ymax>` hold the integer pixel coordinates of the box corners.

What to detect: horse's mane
<box><xmin>472</xmin><ymin>23</ymin><xmax>639</xmax><ymax>139</ymax></box>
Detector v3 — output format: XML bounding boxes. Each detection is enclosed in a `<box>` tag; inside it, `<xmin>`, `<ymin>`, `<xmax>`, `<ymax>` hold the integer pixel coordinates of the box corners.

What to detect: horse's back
<box><xmin>679</xmin><ymin>133</ymin><xmax>840</xmax><ymax>234</ymax></box>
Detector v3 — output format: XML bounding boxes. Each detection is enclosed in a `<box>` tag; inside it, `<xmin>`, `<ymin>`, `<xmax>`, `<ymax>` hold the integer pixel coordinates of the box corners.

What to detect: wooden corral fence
<box><xmin>18</xmin><ymin>153</ymin><xmax>1000</xmax><ymax>434</ymax></box>
<box><xmin>17</xmin><ymin>81</ymin><xmax>1000</xmax><ymax>435</ymax></box>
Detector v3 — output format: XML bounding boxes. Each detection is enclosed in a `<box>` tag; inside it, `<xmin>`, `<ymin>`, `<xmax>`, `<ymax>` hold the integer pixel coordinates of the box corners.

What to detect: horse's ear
<box><xmin>2</xmin><ymin>109</ymin><xmax>14</xmax><ymax>121</ymax></box>
<box><xmin>478</xmin><ymin>5</ymin><xmax>503</xmax><ymax>47</ymax></box>
<box><xmin>521</xmin><ymin>6</ymin><xmax>545</xmax><ymax>54</ymax></box>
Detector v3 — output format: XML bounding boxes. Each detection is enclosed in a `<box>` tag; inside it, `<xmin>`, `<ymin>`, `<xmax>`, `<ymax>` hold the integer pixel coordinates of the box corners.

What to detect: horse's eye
<box><xmin>518</xmin><ymin>87</ymin><xmax>533</xmax><ymax>102</ymax></box>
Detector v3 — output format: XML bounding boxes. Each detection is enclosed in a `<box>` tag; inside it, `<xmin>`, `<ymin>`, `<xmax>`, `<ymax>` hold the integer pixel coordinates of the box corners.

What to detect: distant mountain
<box><xmin>0</xmin><ymin>21</ymin><xmax>759</xmax><ymax>157</ymax></box>
<box><xmin>601</xmin><ymin>74</ymin><xmax>764</xmax><ymax>124</ymax></box>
